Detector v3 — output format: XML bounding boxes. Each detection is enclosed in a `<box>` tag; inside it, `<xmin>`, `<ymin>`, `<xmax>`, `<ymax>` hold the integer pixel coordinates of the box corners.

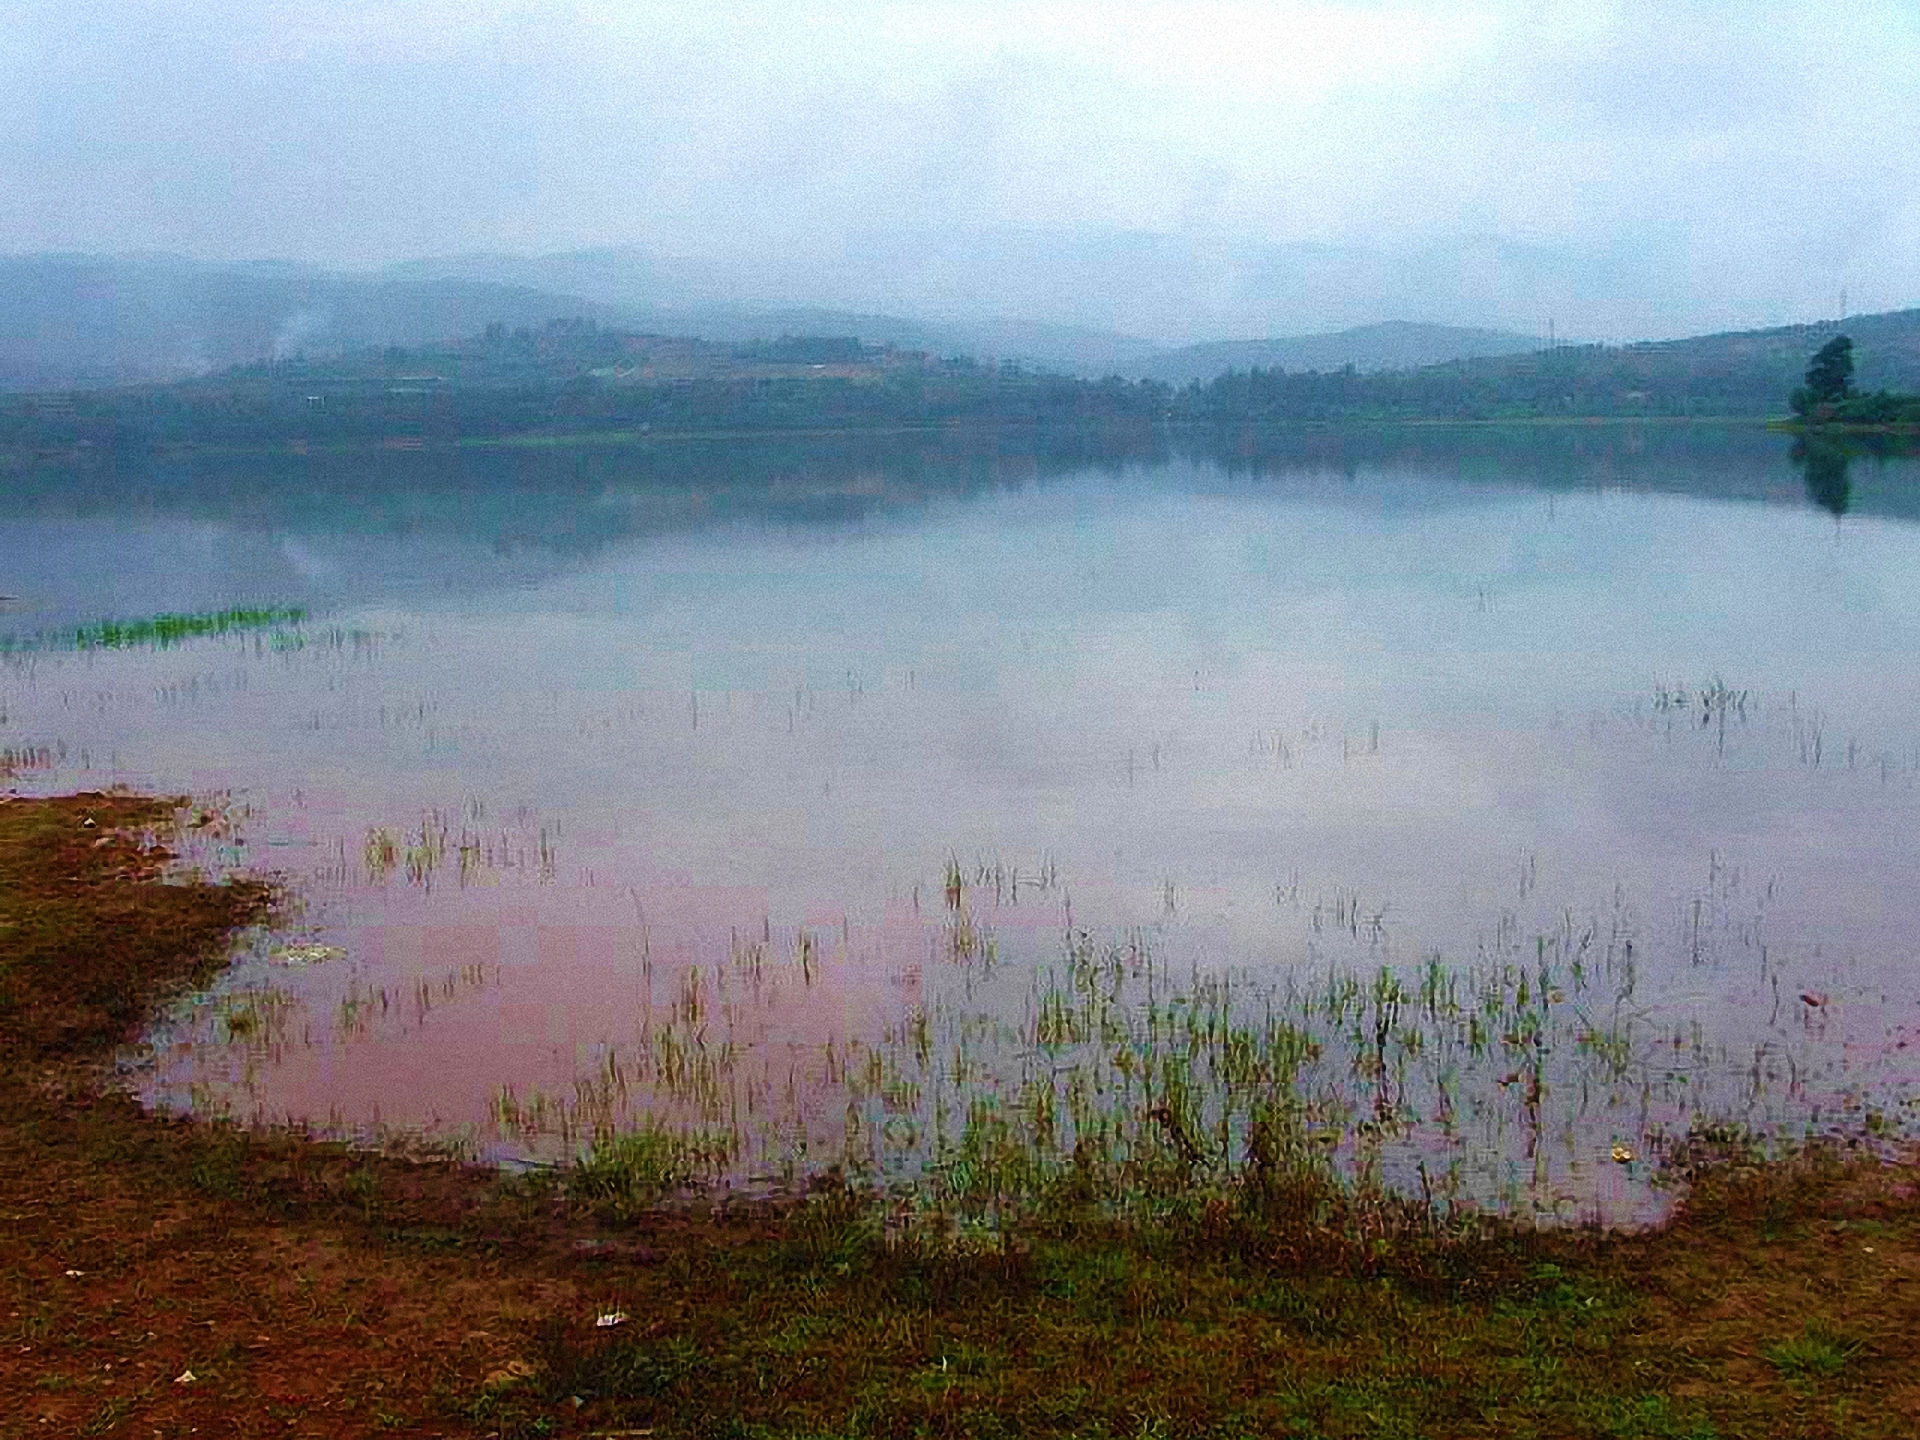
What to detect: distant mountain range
<box><xmin>2</xmin><ymin>251</ymin><xmax>1541</xmax><ymax>391</ymax></box>
<box><xmin>2</xmin><ymin>252</ymin><xmax>1914</xmax><ymax>411</ymax></box>
<box><xmin>360</xmin><ymin>248</ymin><xmax>1552</xmax><ymax>379</ymax></box>
<box><xmin>382</xmin><ymin>229</ymin><xmax>1712</xmax><ymax>356</ymax></box>
<box><xmin>0</xmin><ymin>253</ymin><xmax>632</xmax><ymax>390</ymax></box>
<box><xmin>0</xmin><ymin>251</ymin><xmax>1142</xmax><ymax>389</ymax></box>
<box><xmin>1138</xmin><ymin>322</ymin><xmax>1545</xmax><ymax>384</ymax></box>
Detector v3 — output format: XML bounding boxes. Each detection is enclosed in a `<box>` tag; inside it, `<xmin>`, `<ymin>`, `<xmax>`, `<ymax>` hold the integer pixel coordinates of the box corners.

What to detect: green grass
<box><xmin>1762</xmin><ymin>1321</ymin><xmax>1867</xmax><ymax>1381</ymax></box>
<box><xmin>475</xmin><ymin>1199</ymin><xmax>1750</xmax><ymax>1440</ymax></box>
<box><xmin>568</xmin><ymin>1121</ymin><xmax>738</xmax><ymax>1219</ymax></box>
<box><xmin>0</xmin><ymin>604</ymin><xmax>307</xmax><ymax>656</ymax></box>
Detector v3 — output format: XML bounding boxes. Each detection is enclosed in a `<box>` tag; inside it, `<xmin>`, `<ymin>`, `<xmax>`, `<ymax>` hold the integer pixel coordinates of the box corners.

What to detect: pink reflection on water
<box><xmin>147</xmin><ymin>834</ymin><xmax>937</xmax><ymax>1168</ymax></box>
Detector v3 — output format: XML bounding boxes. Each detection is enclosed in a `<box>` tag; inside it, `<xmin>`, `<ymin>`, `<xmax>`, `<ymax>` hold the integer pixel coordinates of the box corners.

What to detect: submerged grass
<box><xmin>1</xmin><ymin>794</ymin><xmax>1917</xmax><ymax>1436</ymax></box>
<box><xmin>490</xmin><ymin>859</ymin><xmax>1898</xmax><ymax>1247</ymax></box>
<box><xmin>569</xmin><ymin>1121</ymin><xmax>739</xmax><ymax>1219</ymax></box>
<box><xmin>0</xmin><ymin>604</ymin><xmax>308</xmax><ymax>656</ymax></box>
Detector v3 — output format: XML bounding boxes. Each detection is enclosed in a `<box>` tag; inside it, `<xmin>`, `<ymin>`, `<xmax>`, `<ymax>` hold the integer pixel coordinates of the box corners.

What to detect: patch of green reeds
<box><xmin>479</xmin><ymin>858</ymin><xmax>1884</xmax><ymax>1254</ymax></box>
<box><xmin>566</xmin><ymin>1120</ymin><xmax>738</xmax><ymax>1219</ymax></box>
<box><xmin>200</xmin><ymin>836</ymin><xmax>1893</xmax><ymax>1256</ymax></box>
<box><xmin>0</xmin><ymin>605</ymin><xmax>309</xmax><ymax>656</ymax></box>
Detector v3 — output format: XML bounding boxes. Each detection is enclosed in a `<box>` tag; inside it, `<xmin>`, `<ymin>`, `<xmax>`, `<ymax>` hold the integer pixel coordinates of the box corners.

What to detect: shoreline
<box><xmin>1</xmin><ymin>791</ymin><xmax>1914</xmax><ymax>1434</ymax></box>
<box><xmin>1</xmin><ymin>411</ymin><xmax>1797</xmax><ymax>468</ymax></box>
<box><xmin>1768</xmin><ymin>419</ymin><xmax>1920</xmax><ymax>437</ymax></box>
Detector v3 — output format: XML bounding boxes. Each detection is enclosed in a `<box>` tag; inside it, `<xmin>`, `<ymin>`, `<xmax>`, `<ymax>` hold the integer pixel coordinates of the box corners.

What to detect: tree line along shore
<box><xmin>4</xmin><ymin>310</ymin><xmax>1919</xmax><ymax>457</ymax></box>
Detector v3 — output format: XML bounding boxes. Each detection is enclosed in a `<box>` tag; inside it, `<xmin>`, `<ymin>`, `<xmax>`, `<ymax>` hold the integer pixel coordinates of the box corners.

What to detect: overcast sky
<box><xmin>6</xmin><ymin>1</ymin><xmax>1918</xmax><ymax>340</ymax></box>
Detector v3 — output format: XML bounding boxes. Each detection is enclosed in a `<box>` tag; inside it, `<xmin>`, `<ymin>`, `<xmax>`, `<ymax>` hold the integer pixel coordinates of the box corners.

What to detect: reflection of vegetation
<box><xmin>1793</xmin><ymin>437</ymin><xmax>1852</xmax><ymax>516</ymax></box>
<box><xmin>10</xmin><ymin>424</ymin><xmax>1920</xmax><ymax>569</ymax></box>
<box><xmin>211</xmin><ymin>985</ymin><xmax>296</xmax><ymax>1046</ymax></box>
<box><xmin>361</xmin><ymin>810</ymin><xmax>558</xmax><ymax>889</ymax></box>
<box><xmin>1</xmin><ymin>605</ymin><xmax>307</xmax><ymax>656</ymax></box>
<box><xmin>0</xmin><ymin>742</ymin><xmax>57</xmax><ymax>777</ymax></box>
<box><xmin>1792</xmin><ymin>430</ymin><xmax>1920</xmax><ymax>516</ymax></box>
<box><xmin>0</xmin><ymin>426</ymin><xmax>1170</xmax><ymax>562</ymax></box>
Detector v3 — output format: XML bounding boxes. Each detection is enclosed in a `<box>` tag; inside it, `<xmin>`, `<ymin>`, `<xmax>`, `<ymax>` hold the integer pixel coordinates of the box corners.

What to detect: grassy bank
<box><xmin>1</xmin><ymin>795</ymin><xmax>1915</xmax><ymax>1437</ymax></box>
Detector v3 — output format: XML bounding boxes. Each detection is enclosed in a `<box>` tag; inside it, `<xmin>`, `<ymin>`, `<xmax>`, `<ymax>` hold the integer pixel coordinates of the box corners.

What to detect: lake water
<box><xmin>4</xmin><ymin>424</ymin><xmax>1917</xmax><ymax>1225</ymax></box>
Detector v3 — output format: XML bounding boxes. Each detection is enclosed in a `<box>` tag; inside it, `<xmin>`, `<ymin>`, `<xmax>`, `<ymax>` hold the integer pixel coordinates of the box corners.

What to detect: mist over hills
<box><xmin>1</xmin><ymin>250</ymin><xmax>1548</xmax><ymax>392</ymax></box>
<box><xmin>3</xmin><ymin>251</ymin><xmax>1914</xmax><ymax>420</ymax></box>
<box><xmin>0</xmin><ymin>254</ymin><xmax>634</xmax><ymax>390</ymax></box>
<box><xmin>375</xmin><ymin>239</ymin><xmax>1585</xmax><ymax>375</ymax></box>
<box><xmin>1320</xmin><ymin>307</ymin><xmax>1920</xmax><ymax>419</ymax></box>
<box><xmin>377</xmin><ymin>228</ymin><xmax>1797</xmax><ymax>354</ymax></box>
<box><xmin>1141</xmin><ymin>322</ymin><xmax>1544</xmax><ymax>384</ymax></box>
<box><xmin>0</xmin><ymin>251</ymin><xmax>1162</xmax><ymax>389</ymax></box>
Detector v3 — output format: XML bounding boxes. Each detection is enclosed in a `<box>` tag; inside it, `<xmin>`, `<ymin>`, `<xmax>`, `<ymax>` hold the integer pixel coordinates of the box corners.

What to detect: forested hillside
<box><xmin>6</xmin><ymin>308</ymin><xmax>1918</xmax><ymax>458</ymax></box>
<box><xmin>1193</xmin><ymin>310</ymin><xmax>1920</xmax><ymax>421</ymax></box>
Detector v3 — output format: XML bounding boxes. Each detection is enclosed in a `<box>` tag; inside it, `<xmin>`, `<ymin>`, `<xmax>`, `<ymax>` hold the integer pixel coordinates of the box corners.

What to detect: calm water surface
<box><xmin>4</xmin><ymin>426</ymin><xmax>1917</xmax><ymax>1223</ymax></box>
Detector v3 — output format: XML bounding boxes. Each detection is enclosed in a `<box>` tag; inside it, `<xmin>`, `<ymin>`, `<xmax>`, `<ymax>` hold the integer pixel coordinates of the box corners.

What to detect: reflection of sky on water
<box><xmin>4</xmin><ymin>431</ymin><xmax>1920</xmax><ymax>1217</ymax></box>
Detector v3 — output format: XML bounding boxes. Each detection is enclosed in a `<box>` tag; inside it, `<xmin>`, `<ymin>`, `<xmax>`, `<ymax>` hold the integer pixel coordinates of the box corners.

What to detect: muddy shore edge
<box><xmin>1</xmin><ymin>792</ymin><xmax>1914</xmax><ymax>1437</ymax></box>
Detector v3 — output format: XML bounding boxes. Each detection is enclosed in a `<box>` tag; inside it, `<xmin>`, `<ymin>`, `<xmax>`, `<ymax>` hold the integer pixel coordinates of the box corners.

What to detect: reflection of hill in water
<box><xmin>0</xmin><ymin>430</ymin><xmax>1168</xmax><ymax>632</ymax></box>
<box><xmin>1207</xmin><ymin>422</ymin><xmax>1920</xmax><ymax>524</ymax></box>
<box><xmin>12</xmin><ymin>428</ymin><xmax>1166</xmax><ymax>552</ymax></box>
<box><xmin>4</xmin><ymin>424</ymin><xmax>1917</xmax><ymax>631</ymax></box>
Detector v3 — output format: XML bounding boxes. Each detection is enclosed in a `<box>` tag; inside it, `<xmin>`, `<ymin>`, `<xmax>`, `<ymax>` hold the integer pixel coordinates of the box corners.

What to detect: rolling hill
<box><xmin>1189</xmin><ymin>310</ymin><xmax>1920</xmax><ymax>421</ymax></box>
<box><xmin>1139</xmin><ymin>321</ymin><xmax>1545</xmax><ymax>384</ymax></box>
<box><xmin>0</xmin><ymin>252</ymin><xmax>1556</xmax><ymax>391</ymax></box>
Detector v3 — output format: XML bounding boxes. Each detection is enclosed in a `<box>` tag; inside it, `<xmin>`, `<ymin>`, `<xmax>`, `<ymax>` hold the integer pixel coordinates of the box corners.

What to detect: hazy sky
<box><xmin>7</xmin><ymin>1</ymin><xmax>1919</xmax><ymax>339</ymax></box>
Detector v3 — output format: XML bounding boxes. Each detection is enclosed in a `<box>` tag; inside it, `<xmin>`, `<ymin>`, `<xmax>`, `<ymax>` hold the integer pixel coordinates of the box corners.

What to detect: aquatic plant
<box><xmin>0</xmin><ymin>605</ymin><xmax>309</xmax><ymax>656</ymax></box>
<box><xmin>358</xmin><ymin>857</ymin><xmax>1920</xmax><ymax>1244</ymax></box>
